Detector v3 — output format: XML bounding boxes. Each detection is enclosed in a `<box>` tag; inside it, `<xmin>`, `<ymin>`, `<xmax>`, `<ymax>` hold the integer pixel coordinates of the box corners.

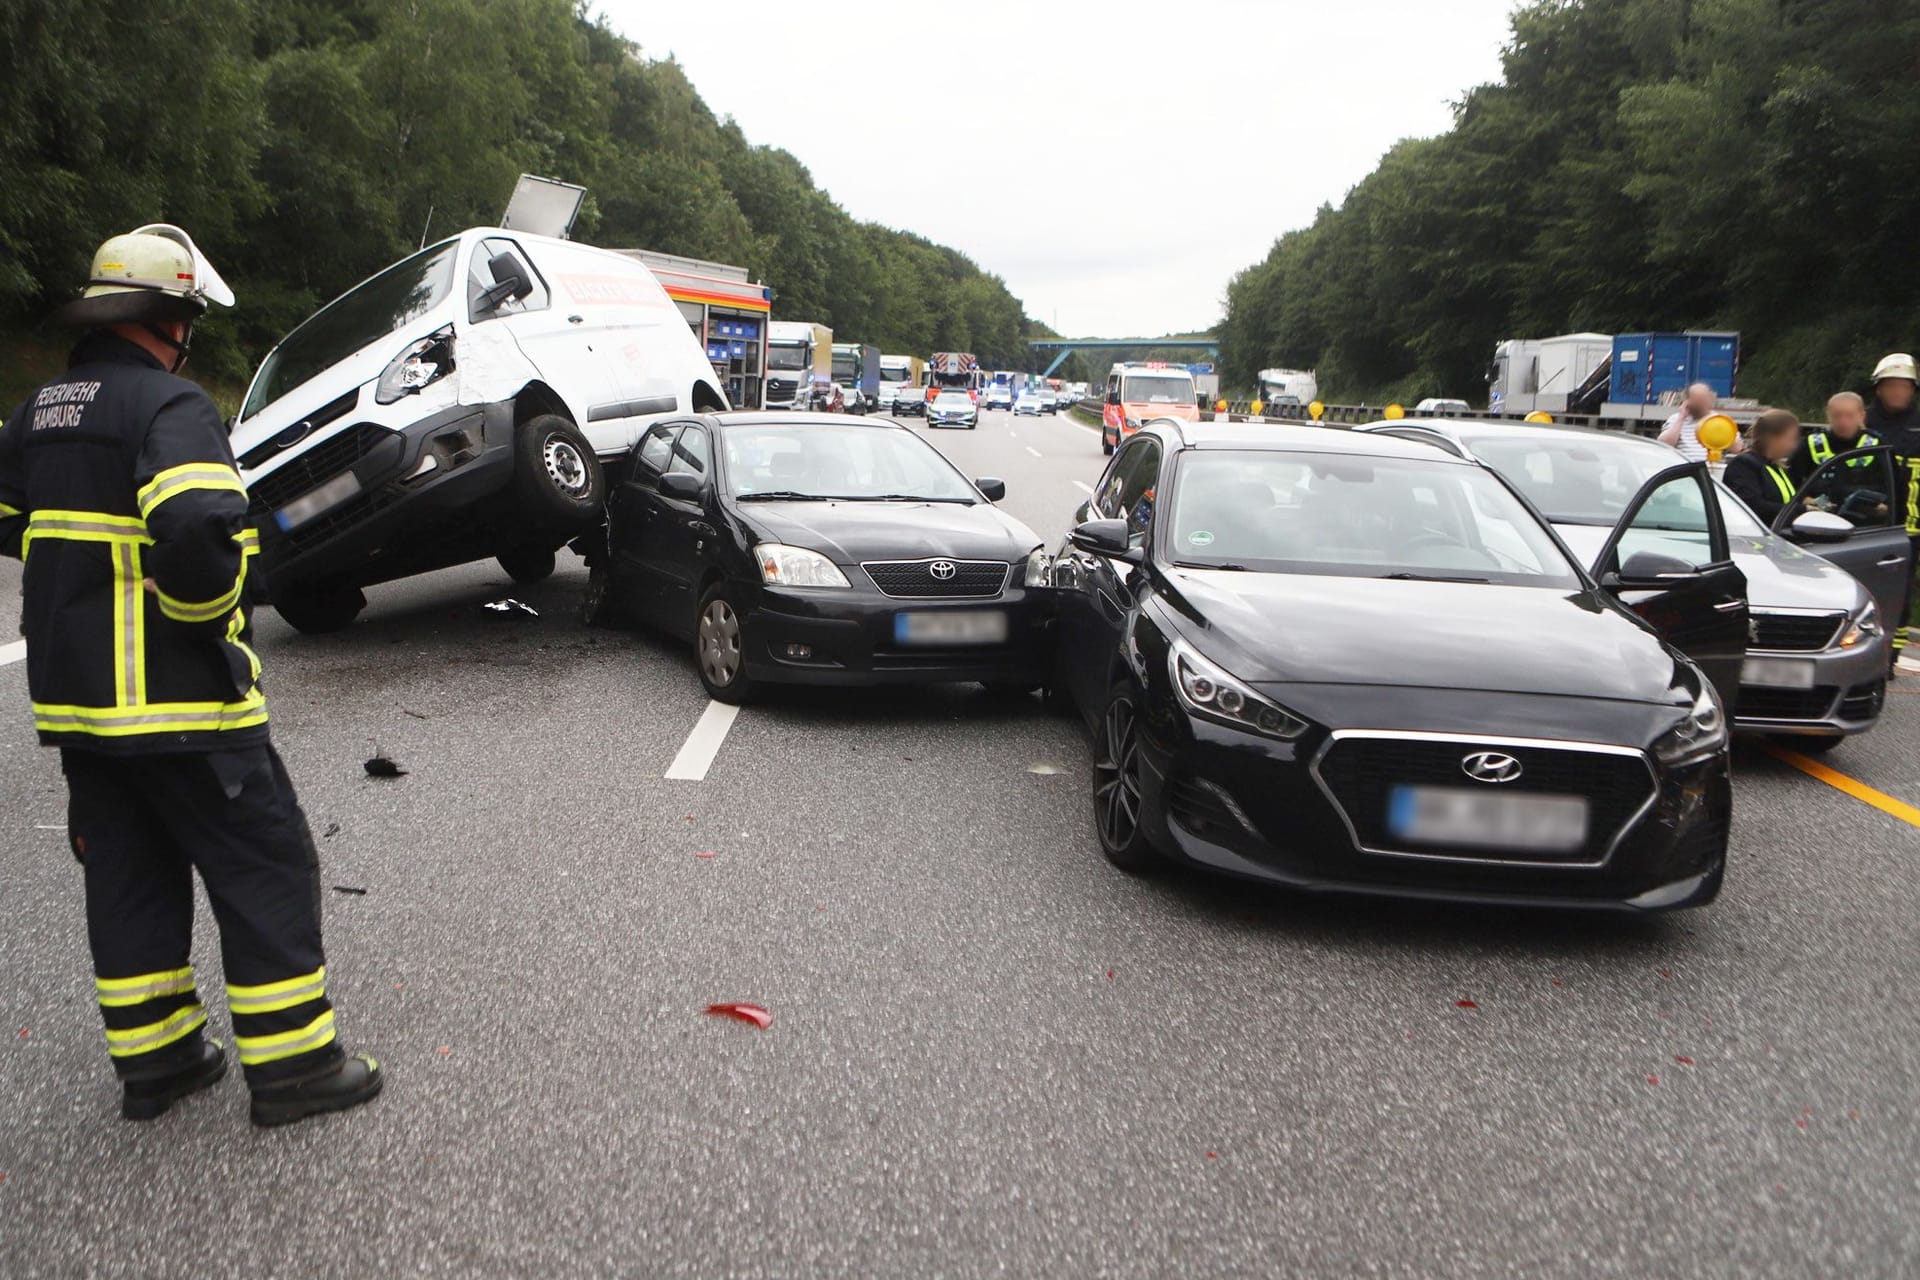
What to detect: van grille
<box><xmin>237</xmin><ymin>389</ymin><xmax>360</xmax><ymax>470</ymax></box>
<box><xmin>247</xmin><ymin>423</ymin><xmax>398</xmax><ymax>516</ymax></box>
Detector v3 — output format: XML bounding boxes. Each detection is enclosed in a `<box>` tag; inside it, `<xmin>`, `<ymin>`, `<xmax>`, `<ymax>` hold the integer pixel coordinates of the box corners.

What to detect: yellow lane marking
<box><xmin>1764</xmin><ymin>745</ymin><xmax>1920</xmax><ymax>829</ymax></box>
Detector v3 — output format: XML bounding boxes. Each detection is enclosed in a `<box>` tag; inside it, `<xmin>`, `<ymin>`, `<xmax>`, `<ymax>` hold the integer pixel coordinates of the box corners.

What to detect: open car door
<box><xmin>1772</xmin><ymin>444</ymin><xmax>1912</xmax><ymax>631</ymax></box>
<box><xmin>1591</xmin><ymin>461</ymin><xmax>1748</xmax><ymax>712</ymax></box>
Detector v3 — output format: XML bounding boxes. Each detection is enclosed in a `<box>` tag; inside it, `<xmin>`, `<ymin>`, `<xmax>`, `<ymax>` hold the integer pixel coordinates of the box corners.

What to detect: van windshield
<box><xmin>1123</xmin><ymin>375</ymin><xmax>1193</xmax><ymax>404</ymax></box>
<box><xmin>242</xmin><ymin>241</ymin><xmax>460</xmax><ymax>420</ymax></box>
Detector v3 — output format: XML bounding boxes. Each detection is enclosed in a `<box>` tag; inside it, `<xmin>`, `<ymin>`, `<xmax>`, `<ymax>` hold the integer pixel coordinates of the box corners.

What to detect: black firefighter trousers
<box><xmin>62</xmin><ymin>742</ymin><xmax>345</xmax><ymax>1088</ymax></box>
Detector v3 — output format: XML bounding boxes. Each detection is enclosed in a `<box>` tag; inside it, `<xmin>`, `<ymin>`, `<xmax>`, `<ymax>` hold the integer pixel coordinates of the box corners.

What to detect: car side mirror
<box><xmin>974</xmin><ymin>477</ymin><xmax>1006</xmax><ymax>502</ymax></box>
<box><xmin>658</xmin><ymin>471</ymin><xmax>705</xmax><ymax>501</ymax></box>
<box><xmin>1605</xmin><ymin>549</ymin><xmax>1700</xmax><ymax>588</ymax></box>
<box><xmin>1106</xmin><ymin>391</ymin><xmax>1120</xmax><ymax>405</ymax></box>
<box><xmin>1069</xmin><ymin>518</ymin><xmax>1142</xmax><ymax>564</ymax></box>
<box><xmin>1788</xmin><ymin>509</ymin><xmax>1852</xmax><ymax>543</ymax></box>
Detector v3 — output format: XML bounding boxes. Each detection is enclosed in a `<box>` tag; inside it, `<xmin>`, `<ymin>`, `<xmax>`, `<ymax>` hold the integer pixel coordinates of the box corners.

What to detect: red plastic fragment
<box><xmin>1674</xmin><ymin>1056</ymin><xmax>1694</xmax><ymax>1066</ymax></box>
<box><xmin>1658</xmin><ymin>970</ymin><xmax>1672</xmax><ymax>980</ymax></box>
<box><xmin>1795</xmin><ymin>1117</ymin><xmax>1808</xmax><ymax>1130</ymax></box>
<box><xmin>694</xmin><ymin>850</ymin><xmax>717</xmax><ymax>859</ymax></box>
<box><xmin>16</xmin><ymin>1028</ymin><xmax>27</xmax><ymax>1039</ymax></box>
<box><xmin>1106</xmin><ymin>970</ymin><xmax>1115</xmax><ymax>980</ymax></box>
<box><xmin>706</xmin><ymin>1002</ymin><xmax>772</xmax><ymax>1030</ymax></box>
<box><xmin>1455</xmin><ymin>999</ymin><xmax>1478</xmax><ymax>1009</ymax></box>
<box><xmin>1550</xmin><ymin>978</ymin><xmax>1564</xmax><ymax>988</ymax></box>
<box><xmin>1647</xmin><ymin>1075</ymin><xmax>1660</xmax><ymax>1085</ymax></box>
<box><xmin>1205</xmin><ymin>1151</ymin><xmax>1217</xmax><ymax>1160</ymax></box>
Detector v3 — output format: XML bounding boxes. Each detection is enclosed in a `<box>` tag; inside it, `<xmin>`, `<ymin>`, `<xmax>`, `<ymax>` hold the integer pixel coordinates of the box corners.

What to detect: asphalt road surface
<box><xmin>2</xmin><ymin>407</ymin><xmax>1917</xmax><ymax>1278</ymax></box>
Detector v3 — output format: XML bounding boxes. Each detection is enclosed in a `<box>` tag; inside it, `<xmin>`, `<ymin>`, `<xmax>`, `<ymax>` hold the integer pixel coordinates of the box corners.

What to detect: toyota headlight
<box><xmin>1838</xmin><ymin>598</ymin><xmax>1882</xmax><ymax>649</ymax></box>
<box><xmin>755</xmin><ymin>543</ymin><xmax>850</xmax><ymax>588</ymax></box>
<box><xmin>1169</xmin><ymin>640</ymin><xmax>1307</xmax><ymax>740</ymax></box>
<box><xmin>1023</xmin><ymin>546</ymin><xmax>1053</xmax><ymax>587</ymax></box>
<box><xmin>1653</xmin><ymin>681</ymin><xmax>1726</xmax><ymax>765</ymax></box>
<box><xmin>375</xmin><ymin>327</ymin><xmax>455</xmax><ymax>404</ymax></box>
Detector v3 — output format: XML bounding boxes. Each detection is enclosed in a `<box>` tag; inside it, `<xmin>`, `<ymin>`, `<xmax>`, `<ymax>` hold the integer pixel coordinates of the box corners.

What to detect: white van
<box><xmin>231</xmin><ymin>229</ymin><xmax>728</xmax><ymax>632</ymax></box>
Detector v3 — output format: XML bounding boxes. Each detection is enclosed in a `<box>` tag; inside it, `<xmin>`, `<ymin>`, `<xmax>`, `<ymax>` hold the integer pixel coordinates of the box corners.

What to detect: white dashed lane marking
<box><xmin>0</xmin><ymin>640</ymin><xmax>24</xmax><ymax>668</ymax></box>
<box><xmin>1072</xmin><ymin>481</ymin><xmax>1094</xmax><ymax>495</ymax></box>
<box><xmin>664</xmin><ymin>700</ymin><xmax>740</xmax><ymax>781</ymax></box>
<box><xmin>1025</xmin><ymin>446</ymin><xmax>1043</xmax><ymax>459</ymax></box>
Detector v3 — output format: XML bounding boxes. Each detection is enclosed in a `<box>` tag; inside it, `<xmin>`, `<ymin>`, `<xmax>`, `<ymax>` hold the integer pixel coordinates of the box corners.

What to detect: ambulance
<box><xmin>1100</xmin><ymin>362</ymin><xmax>1199</xmax><ymax>454</ymax></box>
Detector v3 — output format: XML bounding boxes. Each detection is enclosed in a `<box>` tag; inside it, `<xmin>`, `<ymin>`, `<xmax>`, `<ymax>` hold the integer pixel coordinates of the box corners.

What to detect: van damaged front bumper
<box><xmin>243</xmin><ymin>397</ymin><xmax>518</xmax><ymax>590</ymax></box>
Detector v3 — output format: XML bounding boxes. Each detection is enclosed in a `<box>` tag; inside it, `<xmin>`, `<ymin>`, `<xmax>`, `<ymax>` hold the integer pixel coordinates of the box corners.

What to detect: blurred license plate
<box><xmin>1388</xmin><ymin>786</ymin><xmax>1589</xmax><ymax>853</ymax></box>
<box><xmin>894</xmin><ymin>610</ymin><xmax>1008</xmax><ymax>646</ymax></box>
<box><xmin>275</xmin><ymin>470</ymin><xmax>361</xmax><ymax>531</ymax></box>
<box><xmin>1741</xmin><ymin>657</ymin><xmax>1815</xmax><ymax>689</ymax></box>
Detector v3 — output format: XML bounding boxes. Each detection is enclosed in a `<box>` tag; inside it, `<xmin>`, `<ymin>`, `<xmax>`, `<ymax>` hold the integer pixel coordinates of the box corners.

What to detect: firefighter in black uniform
<box><xmin>1787</xmin><ymin>391</ymin><xmax>1884</xmax><ymax>517</ymax></box>
<box><xmin>1866</xmin><ymin>354</ymin><xmax>1920</xmax><ymax>664</ymax></box>
<box><xmin>0</xmin><ymin>226</ymin><xmax>382</xmax><ymax>1125</ymax></box>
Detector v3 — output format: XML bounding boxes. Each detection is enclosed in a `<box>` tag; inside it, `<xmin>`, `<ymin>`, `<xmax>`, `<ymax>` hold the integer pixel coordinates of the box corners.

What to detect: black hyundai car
<box><xmin>1052</xmin><ymin>421</ymin><xmax>1747</xmax><ymax>912</ymax></box>
<box><xmin>586</xmin><ymin>413</ymin><xmax>1051</xmax><ymax>702</ymax></box>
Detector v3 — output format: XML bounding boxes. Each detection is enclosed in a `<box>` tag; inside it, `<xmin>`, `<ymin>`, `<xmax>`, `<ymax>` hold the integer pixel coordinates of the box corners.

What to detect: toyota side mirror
<box><xmin>1788</xmin><ymin>509</ymin><xmax>1852</xmax><ymax>543</ymax></box>
<box><xmin>658</xmin><ymin>471</ymin><xmax>705</xmax><ymax>501</ymax></box>
<box><xmin>1069</xmin><ymin>518</ymin><xmax>1142</xmax><ymax>564</ymax></box>
<box><xmin>974</xmin><ymin>477</ymin><xmax>1006</xmax><ymax>502</ymax></box>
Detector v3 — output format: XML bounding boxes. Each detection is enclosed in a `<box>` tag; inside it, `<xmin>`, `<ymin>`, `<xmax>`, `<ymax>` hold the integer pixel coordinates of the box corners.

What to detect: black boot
<box><xmin>122</xmin><ymin>1040</ymin><xmax>227</xmax><ymax>1121</ymax></box>
<box><xmin>249</xmin><ymin>1053</ymin><xmax>383</xmax><ymax>1128</ymax></box>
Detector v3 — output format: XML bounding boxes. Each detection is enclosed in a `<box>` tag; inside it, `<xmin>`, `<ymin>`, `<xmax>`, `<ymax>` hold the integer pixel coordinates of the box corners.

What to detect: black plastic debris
<box><xmin>481</xmin><ymin>598</ymin><xmax>539</xmax><ymax>620</ymax></box>
<box><xmin>331</xmin><ymin>885</ymin><xmax>368</xmax><ymax>896</ymax></box>
<box><xmin>364</xmin><ymin>756</ymin><xmax>407</xmax><ymax>778</ymax></box>
<box><xmin>321</xmin><ymin>822</ymin><xmax>341</xmax><ymax>839</ymax></box>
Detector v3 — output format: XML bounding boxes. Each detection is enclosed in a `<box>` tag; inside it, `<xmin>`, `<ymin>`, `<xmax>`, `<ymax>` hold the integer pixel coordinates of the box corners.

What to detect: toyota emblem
<box><xmin>1461</xmin><ymin>751</ymin><xmax>1523</xmax><ymax>784</ymax></box>
<box><xmin>929</xmin><ymin>560</ymin><xmax>958</xmax><ymax>581</ymax></box>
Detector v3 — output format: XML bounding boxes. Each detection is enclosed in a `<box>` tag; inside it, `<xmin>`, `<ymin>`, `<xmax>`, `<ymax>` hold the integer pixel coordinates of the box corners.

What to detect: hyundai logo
<box><xmin>1461</xmin><ymin>751</ymin><xmax>1523</xmax><ymax>784</ymax></box>
<box><xmin>928</xmin><ymin>560</ymin><xmax>958</xmax><ymax>581</ymax></box>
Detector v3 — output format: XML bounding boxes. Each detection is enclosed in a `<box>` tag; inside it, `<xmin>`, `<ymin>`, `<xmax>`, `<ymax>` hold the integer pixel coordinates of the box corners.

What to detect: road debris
<box><xmin>706</xmin><ymin>1002</ymin><xmax>772</xmax><ymax>1030</ymax></box>
<box><xmin>1026</xmin><ymin>763</ymin><xmax>1064</xmax><ymax>775</ymax></box>
<box><xmin>364</xmin><ymin>756</ymin><xmax>407</xmax><ymax>778</ymax></box>
<box><xmin>331</xmin><ymin>885</ymin><xmax>368</xmax><ymax>896</ymax></box>
<box><xmin>481</xmin><ymin>599</ymin><xmax>539</xmax><ymax>620</ymax></box>
<box><xmin>321</xmin><ymin>822</ymin><xmax>341</xmax><ymax>839</ymax></box>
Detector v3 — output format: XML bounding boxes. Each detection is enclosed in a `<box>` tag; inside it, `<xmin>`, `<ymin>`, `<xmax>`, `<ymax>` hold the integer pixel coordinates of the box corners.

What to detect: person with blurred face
<box><xmin>1868</xmin><ymin>355</ymin><xmax>1920</xmax><ymax>668</ymax></box>
<box><xmin>1722</xmin><ymin>409</ymin><xmax>1802</xmax><ymax>524</ymax></box>
<box><xmin>1657</xmin><ymin>382</ymin><xmax>1744</xmax><ymax>461</ymax></box>
<box><xmin>1790</xmin><ymin>391</ymin><xmax>1884</xmax><ymax>504</ymax></box>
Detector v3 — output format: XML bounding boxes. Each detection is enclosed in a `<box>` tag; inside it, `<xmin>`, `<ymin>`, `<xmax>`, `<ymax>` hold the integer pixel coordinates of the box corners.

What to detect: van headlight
<box><xmin>755</xmin><ymin>544</ymin><xmax>850</xmax><ymax>588</ymax></box>
<box><xmin>1169</xmin><ymin>639</ymin><xmax>1307</xmax><ymax>740</ymax></box>
<box><xmin>1653</xmin><ymin>681</ymin><xmax>1726</xmax><ymax>764</ymax></box>
<box><xmin>1838</xmin><ymin>599</ymin><xmax>1882</xmax><ymax>649</ymax></box>
<box><xmin>375</xmin><ymin>327</ymin><xmax>455</xmax><ymax>404</ymax></box>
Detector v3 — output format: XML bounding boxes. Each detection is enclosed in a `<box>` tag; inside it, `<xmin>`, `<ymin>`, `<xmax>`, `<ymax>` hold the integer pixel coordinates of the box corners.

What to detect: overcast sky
<box><xmin>596</xmin><ymin>0</ymin><xmax>1522</xmax><ymax>338</ymax></box>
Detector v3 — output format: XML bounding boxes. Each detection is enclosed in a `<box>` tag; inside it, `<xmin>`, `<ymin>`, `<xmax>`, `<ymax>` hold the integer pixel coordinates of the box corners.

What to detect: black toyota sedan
<box><xmin>585</xmin><ymin>413</ymin><xmax>1051</xmax><ymax>702</ymax></box>
<box><xmin>1052</xmin><ymin>421</ymin><xmax>1747</xmax><ymax>912</ymax></box>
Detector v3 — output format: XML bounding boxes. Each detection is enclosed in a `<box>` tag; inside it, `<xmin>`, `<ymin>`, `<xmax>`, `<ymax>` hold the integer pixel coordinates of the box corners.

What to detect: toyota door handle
<box><xmin>1712</xmin><ymin>598</ymin><xmax>1744</xmax><ymax>612</ymax></box>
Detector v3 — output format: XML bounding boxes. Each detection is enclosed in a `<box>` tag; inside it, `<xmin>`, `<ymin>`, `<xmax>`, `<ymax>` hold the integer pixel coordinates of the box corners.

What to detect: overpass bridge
<box><xmin>1027</xmin><ymin>336</ymin><xmax>1218</xmax><ymax>377</ymax></box>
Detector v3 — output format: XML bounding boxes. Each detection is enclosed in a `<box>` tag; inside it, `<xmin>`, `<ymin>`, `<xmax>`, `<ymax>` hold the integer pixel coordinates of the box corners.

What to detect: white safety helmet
<box><xmin>53</xmin><ymin>223</ymin><xmax>234</xmax><ymax>329</ymax></box>
<box><xmin>1871</xmin><ymin>352</ymin><xmax>1917</xmax><ymax>384</ymax></box>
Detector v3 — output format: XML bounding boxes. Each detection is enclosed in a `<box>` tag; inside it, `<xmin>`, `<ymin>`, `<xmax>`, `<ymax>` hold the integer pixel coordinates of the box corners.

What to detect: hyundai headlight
<box><xmin>1838</xmin><ymin>598</ymin><xmax>1882</xmax><ymax>649</ymax></box>
<box><xmin>1023</xmin><ymin>546</ymin><xmax>1053</xmax><ymax>587</ymax></box>
<box><xmin>375</xmin><ymin>327</ymin><xmax>455</xmax><ymax>404</ymax></box>
<box><xmin>1169</xmin><ymin>639</ymin><xmax>1307</xmax><ymax>740</ymax></box>
<box><xmin>1653</xmin><ymin>681</ymin><xmax>1726</xmax><ymax>764</ymax></box>
<box><xmin>755</xmin><ymin>543</ymin><xmax>850</xmax><ymax>588</ymax></box>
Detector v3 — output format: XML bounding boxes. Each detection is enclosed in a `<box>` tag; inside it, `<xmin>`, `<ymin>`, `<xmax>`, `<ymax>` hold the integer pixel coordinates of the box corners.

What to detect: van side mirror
<box><xmin>479</xmin><ymin>254</ymin><xmax>534</xmax><ymax>312</ymax></box>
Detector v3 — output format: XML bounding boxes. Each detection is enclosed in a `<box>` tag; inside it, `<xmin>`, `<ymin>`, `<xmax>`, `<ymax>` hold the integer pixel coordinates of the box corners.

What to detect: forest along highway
<box><xmin>1</xmin><ymin>407</ymin><xmax>1917</xmax><ymax>1276</ymax></box>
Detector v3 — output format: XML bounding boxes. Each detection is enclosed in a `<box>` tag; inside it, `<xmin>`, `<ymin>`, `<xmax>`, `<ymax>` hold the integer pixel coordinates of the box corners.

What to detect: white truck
<box><xmin>1255</xmin><ymin>368</ymin><xmax>1318</xmax><ymax>410</ymax></box>
<box><xmin>878</xmin><ymin>353</ymin><xmax>924</xmax><ymax>414</ymax></box>
<box><xmin>766</xmin><ymin>321</ymin><xmax>833</xmax><ymax>410</ymax></box>
<box><xmin>231</xmin><ymin>227</ymin><xmax>727</xmax><ymax>632</ymax></box>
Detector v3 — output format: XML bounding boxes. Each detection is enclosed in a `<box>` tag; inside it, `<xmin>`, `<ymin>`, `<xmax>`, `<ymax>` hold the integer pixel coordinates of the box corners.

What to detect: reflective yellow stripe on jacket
<box><xmin>135</xmin><ymin>462</ymin><xmax>246</xmax><ymax>520</ymax></box>
<box><xmin>1765</xmin><ymin>465</ymin><xmax>1795</xmax><ymax>504</ymax></box>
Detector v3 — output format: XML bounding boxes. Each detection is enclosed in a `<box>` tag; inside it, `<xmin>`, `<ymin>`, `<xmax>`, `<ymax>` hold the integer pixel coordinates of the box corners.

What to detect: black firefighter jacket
<box><xmin>0</xmin><ymin>333</ymin><xmax>267</xmax><ymax>754</ymax></box>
